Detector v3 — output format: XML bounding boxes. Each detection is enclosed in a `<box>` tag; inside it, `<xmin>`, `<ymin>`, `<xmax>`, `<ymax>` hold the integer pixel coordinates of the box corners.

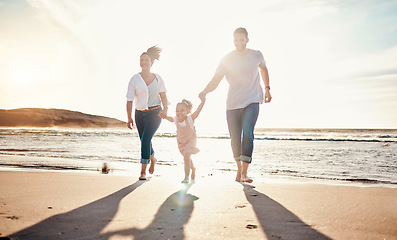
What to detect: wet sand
<box><xmin>0</xmin><ymin>170</ymin><xmax>396</xmax><ymax>239</ymax></box>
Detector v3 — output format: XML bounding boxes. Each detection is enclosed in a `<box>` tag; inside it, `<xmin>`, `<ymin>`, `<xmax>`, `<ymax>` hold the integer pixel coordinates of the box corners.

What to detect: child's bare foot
<box><xmin>139</xmin><ymin>173</ymin><xmax>147</xmax><ymax>180</ymax></box>
<box><xmin>149</xmin><ymin>157</ymin><xmax>157</xmax><ymax>174</ymax></box>
<box><xmin>181</xmin><ymin>178</ymin><xmax>189</xmax><ymax>184</ymax></box>
<box><xmin>241</xmin><ymin>173</ymin><xmax>253</xmax><ymax>183</ymax></box>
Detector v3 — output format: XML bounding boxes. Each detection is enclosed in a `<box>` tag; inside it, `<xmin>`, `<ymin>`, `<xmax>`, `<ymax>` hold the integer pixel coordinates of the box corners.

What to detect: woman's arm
<box><xmin>191</xmin><ymin>98</ymin><xmax>206</xmax><ymax>120</ymax></box>
<box><xmin>158</xmin><ymin>92</ymin><xmax>169</xmax><ymax>118</ymax></box>
<box><xmin>126</xmin><ymin>101</ymin><xmax>134</xmax><ymax>129</ymax></box>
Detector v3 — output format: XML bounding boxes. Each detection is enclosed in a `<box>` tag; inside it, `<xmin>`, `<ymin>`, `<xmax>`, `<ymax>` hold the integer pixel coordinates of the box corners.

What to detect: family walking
<box><xmin>126</xmin><ymin>28</ymin><xmax>272</xmax><ymax>183</ymax></box>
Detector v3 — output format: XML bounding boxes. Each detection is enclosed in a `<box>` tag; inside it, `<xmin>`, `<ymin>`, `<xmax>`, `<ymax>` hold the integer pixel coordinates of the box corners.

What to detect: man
<box><xmin>199</xmin><ymin>27</ymin><xmax>272</xmax><ymax>182</ymax></box>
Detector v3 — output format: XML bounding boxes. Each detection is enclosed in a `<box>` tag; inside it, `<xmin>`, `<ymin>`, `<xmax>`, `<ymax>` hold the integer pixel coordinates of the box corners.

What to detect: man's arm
<box><xmin>260</xmin><ymin>66</ymin><xmax>272</xmax><ymax>103</ymax></box>
<box><xmin>198</xmin><ymin>74</ymin><xmax>224</xmax><ymax>99</ymax></box>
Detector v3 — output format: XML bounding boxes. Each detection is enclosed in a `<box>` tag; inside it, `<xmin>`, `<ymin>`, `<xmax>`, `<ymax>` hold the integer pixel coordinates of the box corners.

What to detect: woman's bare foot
<box><xmin>149</xmin><ymin>157</ymin><xmax>157</xmax><ymax>174</ymax></box>
<box><xmin>241</xmin><ymin>173</ymin><xmax>253</xmax><ymax>183</ymax></box>
<box><xmin>139</xmin><ymin>173</ymin><xmax>147</xmax><ymax>180</ymax></box>
<box><xmin>191</xmin><ymin>167</ymin><xmax>196</xmax><ymax>181</ymax></box>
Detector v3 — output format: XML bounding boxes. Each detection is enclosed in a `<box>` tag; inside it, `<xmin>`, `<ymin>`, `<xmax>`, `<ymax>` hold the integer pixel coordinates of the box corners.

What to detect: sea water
<box><xmin>0</xmin><ymin>128</ymin><xmax>396</xmax><ymax>187</ymax></box>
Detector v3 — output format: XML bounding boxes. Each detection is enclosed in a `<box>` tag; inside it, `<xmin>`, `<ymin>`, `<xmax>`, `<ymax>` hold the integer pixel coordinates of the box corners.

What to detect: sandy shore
<box><xmin>0</xmin><ymin>170</ymin><xmax>396</xmax><ymax>240</ymax></box>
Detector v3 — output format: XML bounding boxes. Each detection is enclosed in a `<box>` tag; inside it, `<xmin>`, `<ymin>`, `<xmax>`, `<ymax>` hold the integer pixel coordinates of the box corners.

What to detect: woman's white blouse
<box><xmin>126</xmin><ymin>73</ymin><xmax>167</xmax><ymax>111</ymax></box>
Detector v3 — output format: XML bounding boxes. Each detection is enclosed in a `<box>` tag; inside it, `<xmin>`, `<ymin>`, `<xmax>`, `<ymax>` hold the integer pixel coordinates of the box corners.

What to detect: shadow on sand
<box><xmin>99</xmin><ymin>183</ymin><xmax>198</xmax><ymax>240</ymax></box>
<box><xmin>8</xmin><ymin>180</ymin><xmax>145</xmax><ymax>240</ymax></box>
<box><xmin>242</xmin><ymin>184</ymin><xmax>332</xmax><ymax>240</ymax></box>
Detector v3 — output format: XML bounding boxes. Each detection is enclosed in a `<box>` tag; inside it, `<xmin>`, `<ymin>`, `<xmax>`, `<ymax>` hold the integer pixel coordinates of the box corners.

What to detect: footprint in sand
<box><xmin>235</xmin><ymin>204</ymin><xmax>247</xmax><ymax>209</ymax></box>
<box><xmin>246</xmin><ymin>224</ymin><xmax>258</xmax><ymax>229</ymax></box>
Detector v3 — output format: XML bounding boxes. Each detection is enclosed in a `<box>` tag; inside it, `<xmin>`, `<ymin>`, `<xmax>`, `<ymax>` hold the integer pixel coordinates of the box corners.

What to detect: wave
<box><xmin>157</xmin><ymin>130</ymin><xmax>397</xmax><ymax>143</ymax></box>
<box><xmin>0</xmin><ymin>148</ymin><xmax>68</xmax><ymax>153</ymax></box>
<box><xmin>198</xmin><ymin>136</ymin><xmax>397</xmax><ymax>143</ymax></box>
<box><xmin>253</xmin><ymin>137</ymin><xmax>397</xmax><ymax>143</ymax></box>
<box><xmin>2</xmin><ymin>162</ymin><xmax>395</xmax><ymax>186</ymax></box>
<box><xmin>2</xmin><ymin>128</ymin><xmax>396</xmax><ymax>143</ymax></box>
<box><xmin>0</xmin><ymin>163</ymin><xmax>94</xmax><ymax>172</ymax></box>
<box><xmin>156</xmin><ymin>132</ymin><xmax>397</xmax><ymax>143</ymax></box>
<box><xmin>268</xmin><ymin>169</ymin><xmax>397</xmax><ymax>185</ymax></box>
<box><xmin>300</xmin><ymin>175</ymin><xmax>397</xmax><ymax>185</ymax></box>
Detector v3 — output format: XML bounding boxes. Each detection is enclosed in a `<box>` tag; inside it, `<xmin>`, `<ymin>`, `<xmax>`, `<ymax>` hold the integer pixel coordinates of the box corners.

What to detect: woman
<box><xmin>126</xmin><ymin>46</ymin><xmax>169</xmax><ymax>180</ymax></box>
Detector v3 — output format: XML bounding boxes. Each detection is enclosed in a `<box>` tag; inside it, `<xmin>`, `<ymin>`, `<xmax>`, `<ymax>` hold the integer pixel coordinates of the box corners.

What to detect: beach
<box><xmin>1</xmin><ymin>169</ymin><xmax>396</xmax><ymax>240</ymax></box>
<box><xmin>1</xmin><ymin>127</ymin><xmax>397</xmax><ymax>239</ymax></box>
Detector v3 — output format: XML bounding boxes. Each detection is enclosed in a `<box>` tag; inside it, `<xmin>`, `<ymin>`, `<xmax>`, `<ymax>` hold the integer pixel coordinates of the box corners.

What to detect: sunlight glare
<box><xmin>7</xmin><ymin>61</ymin><xmax>42</xmax><ymax>84</ymax></box>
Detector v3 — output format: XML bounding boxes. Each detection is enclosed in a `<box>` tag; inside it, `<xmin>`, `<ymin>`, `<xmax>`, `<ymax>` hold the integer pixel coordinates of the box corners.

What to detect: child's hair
<box><xmin>141</xmin><ymin>45</ymin><xmax>161</xmax><ymax>62</ymax></box>
<box><xmin>177</xmin><ymin>99</ymin><xmax>193</xmax><ymax>112</ymax></box>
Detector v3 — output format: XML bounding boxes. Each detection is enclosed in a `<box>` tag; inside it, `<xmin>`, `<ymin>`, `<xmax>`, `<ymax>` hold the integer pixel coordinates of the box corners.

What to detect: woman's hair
<box><xmin>233</xmin><ymin>27</ymin><xmax>248</xmax><ymax>38</ymax></box>
<box><xmin>141</xmin><ymin>45</ymin><xmax>162</xmax><ymax>62</ymax></box>
<box><xmin>177</xmin><ymin>99</ymin><xmax>193</xmax><ymax>112</ymax></box>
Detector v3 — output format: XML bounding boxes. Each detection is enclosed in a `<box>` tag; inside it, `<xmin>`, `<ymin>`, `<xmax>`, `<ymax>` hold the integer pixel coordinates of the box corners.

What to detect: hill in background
<box><xmin>0</xmin><ymin>108</ymin><xmax>126</xmax><ymax>128</ymax></box>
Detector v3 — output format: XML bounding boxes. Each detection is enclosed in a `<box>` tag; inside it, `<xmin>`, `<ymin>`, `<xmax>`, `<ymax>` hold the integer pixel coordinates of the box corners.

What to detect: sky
<box><xmin>1</xmin><ymin>0</ymin><xmax>397</xmax><ymax>133</ymax></box>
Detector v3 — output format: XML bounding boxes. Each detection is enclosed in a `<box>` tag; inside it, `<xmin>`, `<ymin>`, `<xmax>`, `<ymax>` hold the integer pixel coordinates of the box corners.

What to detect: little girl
<box><xmin>163</xmin><ymin>97</ymin><xmax>205</xmax><ymax>183</ymax></box>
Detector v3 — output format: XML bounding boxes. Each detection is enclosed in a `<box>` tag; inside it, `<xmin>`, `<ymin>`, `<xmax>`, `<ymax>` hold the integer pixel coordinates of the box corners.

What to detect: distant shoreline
<box><xmin>0</xmin><ymin>108</ymin><xmax>126</xmax><ymax>128</ymax></box>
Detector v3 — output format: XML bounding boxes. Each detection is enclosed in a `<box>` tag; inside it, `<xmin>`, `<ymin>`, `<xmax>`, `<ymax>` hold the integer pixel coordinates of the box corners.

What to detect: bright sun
<box><xmin>8</xmin><ymin>64</ymin><xmax>41</xmax><ymax>84</ymax></box>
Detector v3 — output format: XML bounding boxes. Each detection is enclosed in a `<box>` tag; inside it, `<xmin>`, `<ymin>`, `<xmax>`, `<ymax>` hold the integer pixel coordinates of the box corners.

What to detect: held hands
<box><xmin>158</xmin><ymin>107</ymin><xmax>168</xmax><ymax>119</ymax></box>
<box><xmin>198</xmin><ymin>91</ymin><xmax>207</xmax><ymax>101</ymax></box>
<box><xmin>159</xmin><ymin>107</ymin><xmax>174</xmax><ymax>122</ymax></box>
<box><xmin>200</xmin><ymin>95</ymin><xmax>206</xmax><ymax>103</ymax></box>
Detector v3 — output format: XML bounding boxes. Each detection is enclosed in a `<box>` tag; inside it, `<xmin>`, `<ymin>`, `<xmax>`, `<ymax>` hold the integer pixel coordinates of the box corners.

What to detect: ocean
<box><xmin>1</xmin><ymin>127</ymin><xmax>396</xmax><ymax>187</ymax></box>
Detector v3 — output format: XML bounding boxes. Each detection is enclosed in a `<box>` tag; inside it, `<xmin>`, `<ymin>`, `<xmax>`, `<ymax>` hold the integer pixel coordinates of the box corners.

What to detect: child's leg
<box><xmin>183</xmin><ymin>153</ymin><xmax>192</xmax><ymax>183</ymax></box>
<box><xmin>190</xmin><ymin>158</ymin><xmax>196</xmax><ymax>181</ymax></box>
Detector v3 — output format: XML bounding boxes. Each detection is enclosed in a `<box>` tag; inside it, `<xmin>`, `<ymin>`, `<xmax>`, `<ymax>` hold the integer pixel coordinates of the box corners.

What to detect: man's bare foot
<box><xmin>149</xmin><ymin>157</ymin><xmax>157</xmax><ymax>174</ymax></box>
<box><xmin>235</xmin><ymin>161</ymin><xmax>242</xmax><ymax>182</ymax></box>
<box><xmin>241</xmin><ymin>173</ymin><xmax>253</xmax><ymax>183</ymax></box>
<box><xmin>139</xmin><ymin>173</ymin><xmax>147</xmax><ymax>180</ymax></box>
<box><xmin>181</xmin><ymin>178</ymin><xmax>189</xmax><ymax>184</ymax></box>
<box><xmin>235</xmin><ymin>171</ymin><xmax>242</xmax><ymax>182</ymax></box>
<box><xmin>191</xmin><ymin>168</ymin><xmax>196</xmax><ymax>181</ymax></box>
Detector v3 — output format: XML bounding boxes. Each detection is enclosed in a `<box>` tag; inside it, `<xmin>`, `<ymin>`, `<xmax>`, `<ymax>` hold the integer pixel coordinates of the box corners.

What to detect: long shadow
<box><xmin>8</xmin><ymin>180</ymin><xmax>145</xmax><ymax>240</ymax></box>
<box><xmin>242</xmin><ymin>184</ymin><xmax>332</xmax><ymax>240</ymax></box>
<box><xmin>99</xmin><ymin>183</ymin><xmax>198</xmax><ymax>240</ymax></box>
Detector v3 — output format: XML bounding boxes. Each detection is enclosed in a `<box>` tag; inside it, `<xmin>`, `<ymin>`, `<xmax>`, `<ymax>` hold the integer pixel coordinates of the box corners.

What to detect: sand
<box><xmin>0</xmin><ymin>170</ymin><xmax>396</xmax><ymax>240</ymax></box>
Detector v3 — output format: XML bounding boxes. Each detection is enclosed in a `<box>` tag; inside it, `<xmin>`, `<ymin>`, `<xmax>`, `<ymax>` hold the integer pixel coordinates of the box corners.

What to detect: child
<box><xmin>162</xmin><ymin>97</ymin><xmax>205</xmax><ymax>183</ymax></box>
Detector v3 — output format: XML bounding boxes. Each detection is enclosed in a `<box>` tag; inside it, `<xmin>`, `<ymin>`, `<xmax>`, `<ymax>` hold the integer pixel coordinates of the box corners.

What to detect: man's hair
<box><xmin>233</xmin><ymin>27</ymin><xmax>248</xmax><ymax>38</ymax></box>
